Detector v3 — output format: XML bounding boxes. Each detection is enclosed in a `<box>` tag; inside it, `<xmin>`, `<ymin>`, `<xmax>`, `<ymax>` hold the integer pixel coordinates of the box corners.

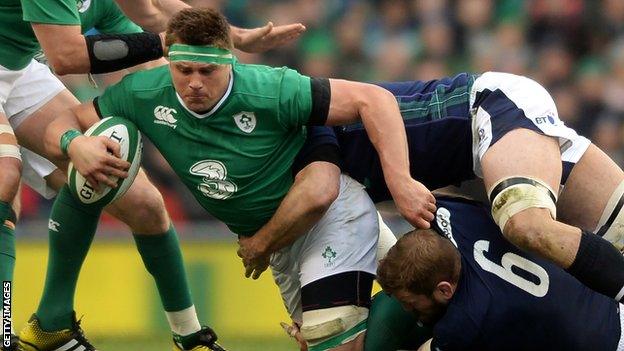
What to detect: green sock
<box><xmin>133</xmin><ymin>226</ymin><xmax>193</xmax><ymax>311</ymax></box>
<box><xmin>364</xmin><ymin>292</ymin><xmax>432</xmax><ymax>351</ymax></box>
<box><xmin>36</xmin><ymin>186</ymin><xmax>102</xmax><ymax>331</ymax></box>
<box><xmin>0</xmin><ymin>201</ymin><xmax>15</xmax><ymax>287</ymax></box>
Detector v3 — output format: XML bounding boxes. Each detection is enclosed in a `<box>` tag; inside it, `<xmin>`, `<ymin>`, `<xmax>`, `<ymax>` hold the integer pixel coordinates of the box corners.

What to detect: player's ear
<box><xmin>433</xmin><ymin>281</ymin><xmax>454</xmax><ymax>302</ymax></box>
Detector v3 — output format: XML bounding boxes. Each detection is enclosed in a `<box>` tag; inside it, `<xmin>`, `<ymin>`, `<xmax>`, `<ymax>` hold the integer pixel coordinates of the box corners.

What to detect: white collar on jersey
<box><xmin>176</xmin><ymin>71</ymin><xmax>234</xmax><ymax>119</ymax></box>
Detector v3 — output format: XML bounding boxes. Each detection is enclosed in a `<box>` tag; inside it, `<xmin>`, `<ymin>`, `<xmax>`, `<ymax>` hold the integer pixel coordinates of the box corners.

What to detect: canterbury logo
<box><xmin>154</xmin><ymin>106</ymin><xmax>178</xmax><ymax>128</ymax></box>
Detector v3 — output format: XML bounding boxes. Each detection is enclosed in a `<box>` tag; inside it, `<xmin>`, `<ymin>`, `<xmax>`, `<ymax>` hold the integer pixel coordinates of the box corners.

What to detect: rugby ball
<box><xmin>68</xmin><ymin>116</ymin><xmax>143</xmax><ymax>206</ymax></box>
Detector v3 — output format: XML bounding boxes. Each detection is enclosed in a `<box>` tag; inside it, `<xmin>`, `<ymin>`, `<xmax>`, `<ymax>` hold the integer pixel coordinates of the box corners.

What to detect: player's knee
<box><xmin>302</xmin><ymin>183</ymin><xmax>338</xmax><ymax>218</ymax></box>
<box><xmin>0</xmin><ymin>126</ymin><xmax>22</xmax><ymax>202</ymax></box>
<box><xmin>503</xmin><ymin>210</ymin><xmax>554</xmax><ymax>253</ymax></box>
<box><xmin>300</xmin><ymin>305</ymin><xmax>368</xmax><ymax>351</ymax></box>
<box><xmin>0</xmin><ymin>157</ymin><xmax>21</xmax><ymax>202</ymax></box>
<box><xmin>115</xmin><ymin>180</ymin><xmax>169</xmax><ymax>233</ymax></box>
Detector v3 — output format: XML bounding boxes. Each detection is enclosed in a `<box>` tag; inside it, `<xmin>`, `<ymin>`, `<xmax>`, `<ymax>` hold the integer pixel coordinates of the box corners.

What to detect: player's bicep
<box><xmin>325</xmin><ymin>79</ymin><xmax>382</xmax><ymax>126</ymax></box>
<box><xmin>30</xmin><ymin>24</ymin><xmax>90</xmax><ymax>74</ymax></box>
<box><xmin>113</xmin><ymin>0</ymin><xmax>187</xmax><ymax>32</ymax></box>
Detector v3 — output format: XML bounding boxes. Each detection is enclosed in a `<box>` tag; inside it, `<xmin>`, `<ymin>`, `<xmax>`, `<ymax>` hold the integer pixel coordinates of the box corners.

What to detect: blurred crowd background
<box><xmin>19</xmin><ymin>0</ymin><xmax>624</xmax><ymax>229</ymax></box>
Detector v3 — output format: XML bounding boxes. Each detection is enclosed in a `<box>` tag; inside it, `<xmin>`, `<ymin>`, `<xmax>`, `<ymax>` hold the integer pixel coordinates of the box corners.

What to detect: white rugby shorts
<box><xmin>270</xmin><ymin>174</ymin><xmax>379</xmax><ymax>322</ymax></box>
<box><xmin>1</xmin><ymin>59</ymin><xmax>65</xmax><ymax>198</ymax></box>
<box><xmin>470</xmin><ymin>71</ymin><xmax>591</xmax><ymax>179</ymax></box>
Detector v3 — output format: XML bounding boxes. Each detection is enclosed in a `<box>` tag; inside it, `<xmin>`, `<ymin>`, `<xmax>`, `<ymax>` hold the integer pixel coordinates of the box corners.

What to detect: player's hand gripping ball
<box><xmin>68</xmin><ymin>116</ymin><xmax>142</xmax><ymax>206</ymax></box>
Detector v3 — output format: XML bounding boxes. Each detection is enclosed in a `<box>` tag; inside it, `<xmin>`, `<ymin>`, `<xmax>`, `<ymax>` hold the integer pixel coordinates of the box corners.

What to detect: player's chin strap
<box><xmin>595</xmin><ymin>180</ymin><xmax>624</xmax><ymax>253</ymax></box>
<box><xmin>167</xmin><ymin>44</ymin><xmax>236</xmax><ymax>65</ymax></box>
<box><xmin>0</xmin><ymin>125</ymin><xmax>21</xmax><ymax>161</ymax></box>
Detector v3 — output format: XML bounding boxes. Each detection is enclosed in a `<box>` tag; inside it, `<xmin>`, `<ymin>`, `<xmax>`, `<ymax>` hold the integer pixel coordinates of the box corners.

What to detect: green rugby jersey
<box><xmin>96</xmin><ymin>63</ymin><xmax>314</xmax><ymax>236</ymax></box>
<box><xmin>0</xmin><ymin>0</ymin><xmax>142</xmax><ymax>70</ymax></box>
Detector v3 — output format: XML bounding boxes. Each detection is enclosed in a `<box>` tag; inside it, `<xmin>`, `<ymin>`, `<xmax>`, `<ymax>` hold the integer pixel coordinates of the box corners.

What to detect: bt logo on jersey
<box><xmin>535</xmin><ymin>112</ymin><xmax>557</xmax><ymax>125</ymax></box>
<box><xmin>154</xmin><ymin>106</ymin><xmax>178</xmax><ymax>129</ymax></box>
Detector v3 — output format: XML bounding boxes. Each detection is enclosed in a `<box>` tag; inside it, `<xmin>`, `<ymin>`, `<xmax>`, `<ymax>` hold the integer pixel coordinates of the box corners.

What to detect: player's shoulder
<box><xmin>117</xmin><ymin>65</ymin><xmax>173</xmax><ymax>93</ymax></box>
<box><xmin>433</xmin><ymin>298</ymin><xmax>483</xmax><ymax>350</ymax></box>
<box><xmin>232</xmin><ymin>63</ymin><xmax>306</xmax><ymax>97</ymax></box>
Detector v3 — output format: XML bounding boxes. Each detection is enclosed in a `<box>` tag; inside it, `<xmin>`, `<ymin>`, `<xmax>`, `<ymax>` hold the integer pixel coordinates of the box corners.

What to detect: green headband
<box><xmin>168</xmin><ymin>44</ymin><xmax>235</xmax><ymax>64</ymax></box>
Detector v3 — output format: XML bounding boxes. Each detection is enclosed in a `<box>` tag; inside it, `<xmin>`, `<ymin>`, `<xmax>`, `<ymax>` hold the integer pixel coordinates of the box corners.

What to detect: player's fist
<box><xmin>389</xmin><ymin>177</ymin><xmax>436</xmax><ymax>229</ymax></box>
<box><xmin>237</xmin><ymin>235</ymin><xmax>270</xmax><ymax>279</ymax></box>
<box><xmin>68</xmin><ymin>135</ymin><xmax>130</xmax><ymax>189</ymax></box>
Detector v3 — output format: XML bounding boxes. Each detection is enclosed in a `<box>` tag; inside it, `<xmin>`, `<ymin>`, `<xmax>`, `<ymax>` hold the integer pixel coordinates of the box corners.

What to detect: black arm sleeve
<box><xmin>292</xmin><ymin>143</ymin><xmax>342</xmax><ymax>176</ymax></box>
<box><xmin>93</xmin><ymin>98</ymin><xmax>104</xmax><ymax>119</ymax></box>
<box><xmin>308</xmin><ymin>77</ymin><xmax>331</xmax><ymax>126</ymax></box>
<box><xmin>85</xmin><ymin>32</ymin><xmax>163</xmax><ymax>74</ymax></box>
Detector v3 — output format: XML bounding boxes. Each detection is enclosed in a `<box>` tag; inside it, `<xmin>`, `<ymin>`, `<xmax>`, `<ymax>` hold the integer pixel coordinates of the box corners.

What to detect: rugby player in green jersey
<box><xmin>0</xmin><ymin>0</ymin><xmax>305</xmax><ymax>350</ymax></box>
<box><xmin>47</xmin><ymin>7</ymin><xmax>437</xmax><ymax>351</ymax></box>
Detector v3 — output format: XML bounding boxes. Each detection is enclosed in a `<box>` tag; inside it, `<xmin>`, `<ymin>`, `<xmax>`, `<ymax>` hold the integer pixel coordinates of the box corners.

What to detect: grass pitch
<box><xmin>91</xmin><ymin>335</ymin><xmax>295</xmax><ymax>351</ymax></box>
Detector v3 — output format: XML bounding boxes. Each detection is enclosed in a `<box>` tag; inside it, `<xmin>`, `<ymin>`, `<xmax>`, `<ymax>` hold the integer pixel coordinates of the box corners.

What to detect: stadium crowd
<box><xmin>20</xmin><ymin>0</ymin><xmax>624</xmax><ymax>225</ymax></box>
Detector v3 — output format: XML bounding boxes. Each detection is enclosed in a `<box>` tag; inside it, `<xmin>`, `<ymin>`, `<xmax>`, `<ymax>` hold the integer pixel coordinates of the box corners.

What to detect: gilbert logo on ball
<box><xmin>68</xmin><ymin>117</ymin><xmax>142</xmax><ymax>206</ymax></box>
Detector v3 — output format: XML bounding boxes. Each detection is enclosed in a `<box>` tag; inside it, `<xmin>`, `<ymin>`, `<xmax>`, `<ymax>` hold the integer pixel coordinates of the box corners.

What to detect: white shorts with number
<box><xmin>470</xmin><ymin>72</ymin><xmax>591</xmax><ymax>180</ymax></box>
<box><xmin>271</xmin><ymin>174</ymin><xmax>379</xmax><ymax>322</ymax></box>
<box><xmin>0</xmin><ymin>60</ymin><xmax>65</xmax><ymax>198</ymax></box>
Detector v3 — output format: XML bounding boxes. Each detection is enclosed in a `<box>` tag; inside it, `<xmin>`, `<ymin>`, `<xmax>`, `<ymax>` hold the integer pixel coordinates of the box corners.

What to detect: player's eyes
<box><xmin>199</xmin><ymin>68</ymin><xmax>216</xmax><ymax>75</ymax></box>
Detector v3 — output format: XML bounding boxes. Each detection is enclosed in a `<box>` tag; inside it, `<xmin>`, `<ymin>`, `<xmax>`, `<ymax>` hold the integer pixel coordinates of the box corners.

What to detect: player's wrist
<box><xmin>385</xmin><ymin>171</ymin><xmax>414</xmax><ymax>191</ymax></box>
<box><xmin>60</xmin><ymin>129</ymin><xmax>83</xmax><ymax>157</ymax></box>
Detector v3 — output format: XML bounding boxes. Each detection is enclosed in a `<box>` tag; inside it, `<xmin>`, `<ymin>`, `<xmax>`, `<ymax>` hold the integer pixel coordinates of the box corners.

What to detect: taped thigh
<box><xmin>0</xmin><ymin>125</ymin><xmax>20</xmax><ymax>161</ymax></box>
<box><xmin>20</xmin><ymin>147</ymin><xmax>58</xmax><ymax>199</ymax></box>
<box><xmin>301</xmin><ymin>305</ymin><xmax>369</xmax><ymax>350</ymax></box>
<box><xmin>595</xmin><ymin>181</ymin><xmax>624</xmax><ymax>252</ymax></box>
<box><xmin>300</xmin><ymin>271</ymin><xmax>374</xmax><ymax>350</ymax></box>
<box><xmin>488</xmin><ymin>176</ymin><xmax>557</xmax><ymax>232</ymax></box>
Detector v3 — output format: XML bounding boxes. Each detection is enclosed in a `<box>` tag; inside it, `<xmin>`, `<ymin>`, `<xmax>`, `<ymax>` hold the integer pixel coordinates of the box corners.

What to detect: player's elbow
<box><xmin>47</xmin><ymin>53</ymin><xmax>87</xmax><ymax>76</ymax></box>
<box><xmin>132</xmin><ymin>11</ymin><xmax>166</xmax><ymax>32</ymax></box>
<box><xmin>306</xmin><ymin>180</ymin><xmax>339</xmax><ymax>216</ymax></box>
<box><xmin>356</xmin><ymin>83</ymin><xmax>395</xmax><ymax>112</ymax></box>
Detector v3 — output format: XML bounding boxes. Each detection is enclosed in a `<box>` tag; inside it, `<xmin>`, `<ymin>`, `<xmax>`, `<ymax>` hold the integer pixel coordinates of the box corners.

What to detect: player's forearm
<box><xmin>115</xmin><ymin>0</ymin><xmax>189</xmax><ymax>32</ymax></box>
<box><xmin>358</xmin><ymin>87</ymin><xmax>412</xmax><ymax>190</ymax></box>
<box><xmin>31</xmin><ymin>24</ymin><xmax>90</xmax><ymax>75</ymax></box>
<box><xmin>253</xmin><ymin>162</ymin><xmax>340</xmax><ymax>255</ymax></box>
<box><xmin>44</xmin><ymin>111</ymin><xmax>83</xmax><ymax>160</ymax></box>
<box><xmin>45</xmin><ymin>103</ymin><xmax>101</xmax><ymax>160</ymax></box>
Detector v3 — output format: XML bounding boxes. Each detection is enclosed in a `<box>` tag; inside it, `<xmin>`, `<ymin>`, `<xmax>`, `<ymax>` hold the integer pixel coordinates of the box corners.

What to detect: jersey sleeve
<box><xmin>94</xmin><ymin>0</ymin><xmax>143</xmax><ymax>34</ymax></box>
<box><xmin>430</xmin><ymin>306</ymin><xmax>480</xmax><ymax>351</ymax></box>
<box><xmin>94</xmin><ymin>75</ymin><xmax>136</xmax><ymax>123</ymax></box>
<box><xmin>22</xmin><ymin>0</ymin><xmax>80</xmax><ymax>25</ymax></box>
<box><xmin>277</xmin><ymin>68</ymin><xmax>313</xmax><ymax>129</ymax></box>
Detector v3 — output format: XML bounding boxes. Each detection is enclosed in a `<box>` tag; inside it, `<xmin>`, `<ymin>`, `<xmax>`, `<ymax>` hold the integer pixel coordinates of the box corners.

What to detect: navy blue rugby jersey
<box><xmin>298</xmin><ymin>73</ymin><xmax>478</xmax><ymax>202</ymax></box>
<box><xmin>430</xmin><ymin>197</ymin><xmax>620</xmax><ymax>351</ymax></box>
